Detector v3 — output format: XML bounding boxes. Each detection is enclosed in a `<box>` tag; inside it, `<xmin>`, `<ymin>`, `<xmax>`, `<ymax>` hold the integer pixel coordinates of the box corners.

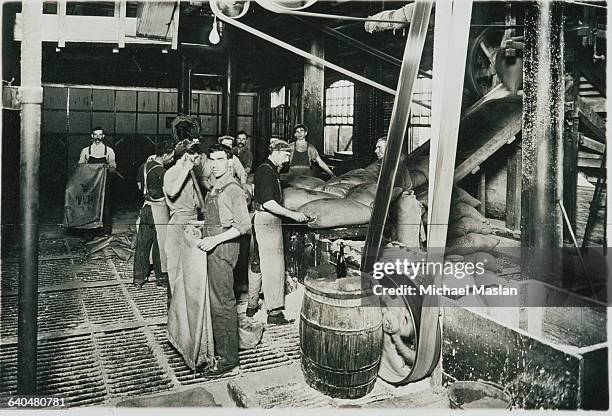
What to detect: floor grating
<box><xmin>1</xmin><ymin>233</ymin><xmax>303</xmax><ymax>407</ymax></box>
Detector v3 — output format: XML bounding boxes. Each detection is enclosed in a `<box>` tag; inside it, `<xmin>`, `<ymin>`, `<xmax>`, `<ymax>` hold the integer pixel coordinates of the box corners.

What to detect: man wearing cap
<box><xmin>374</xmin><ymin>136</ymin><xmax>388</xmax><ymax>160</ymax></box>
<box><xmin>250</xmin><ymin>139</ymin><xmax>308</xmax><ymax>324</ymax></box>
<box><xmin>288</xmin><ymin>124</ymin><xmax>335</xmax><ymax>178</ymax></box>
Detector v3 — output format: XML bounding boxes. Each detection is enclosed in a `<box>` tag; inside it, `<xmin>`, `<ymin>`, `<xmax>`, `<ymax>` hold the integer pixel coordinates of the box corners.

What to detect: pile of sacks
<box><xmin>281</xmin><ymin>160</ymin><xmax>406</xmax><ymax>229</ymax></box>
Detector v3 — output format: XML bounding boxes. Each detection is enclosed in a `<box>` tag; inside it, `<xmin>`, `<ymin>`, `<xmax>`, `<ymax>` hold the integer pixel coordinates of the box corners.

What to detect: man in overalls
<box><xmin>163</xmin><ymin>140</ymin><xmax>201</xmax><ymax>300</ymax></box>
<box><xmin>133</xmin><ymin>139</ymin><xmax>174</xmax><ymax>288</ymax></box>
<box><xmin>78</xmin><ymin>126</ymin><xmax>117</xmax><ymax>235</ymax></box>
<box><xmin>196</xmin><ymin>143</ymin><xmax>251</xmax><ymax>376</ymax></box>
<box><xmin>288</xmin><ymin>124</ymin><xmax>335</xmax><ymax>178</ymax></box>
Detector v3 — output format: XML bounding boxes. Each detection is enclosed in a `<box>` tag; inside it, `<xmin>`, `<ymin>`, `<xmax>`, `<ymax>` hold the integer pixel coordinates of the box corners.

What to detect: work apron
<box><xmin>203</xmin><ymin>183</ymin><xmax>240</xmax><ymax>365</ymax></box>
<box><xmin>253</xmin><ymin>211</ymin><xmax>285</xmax><ymax>311</ymax></box>
<box><xmin>288</xmin><ymin>146</ymin><xmax>313</xmax><ymax>176</ymax></box>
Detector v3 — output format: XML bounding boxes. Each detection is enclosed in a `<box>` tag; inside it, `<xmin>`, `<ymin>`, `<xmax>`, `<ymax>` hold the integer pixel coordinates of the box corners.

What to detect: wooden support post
<box><xmin>302</xmin><ymin>37</ymin><xmax>325</xmax><ymax>152</ymax></box>
<box><xmin>177</xmin><ymin>54</ymin><xmax>191</xmax><ymax>116</ymax></box>
<box><xmin>521</xmin><ymin>1</ymin><xmax>565</xmax><ymax>282</ymax></box>
<box><xmin>223</xmin><ymin>39</ymin><xmax>236</xmax><ymax>136</ymax></box>
<box><xmin>562</xmin><ymin>60</ymin><xmax>580</xmax><ymax>242</ymax></box>
<box><xmin>479</xmin><ymin>171</ymin><xmax>486</xmax><ymax>216</ymax></box>
<box><xmin>506</xmin><ymin>141</ymin><xmax>522</xmax><ymax>231</ymax></box>
<box><xmin>115</xmin><ymin>0</ymin><xmax>127</xmax><ymax>49</ymax></box>
<box><xmin>17</xmin><ymin>0</ymin><xmax>43</xmax><ymax>395</ymax></box>
<box><xmin>57</xmin><ymin>0</ymin><xmax>66</xmax><ymax>48</ymax></box>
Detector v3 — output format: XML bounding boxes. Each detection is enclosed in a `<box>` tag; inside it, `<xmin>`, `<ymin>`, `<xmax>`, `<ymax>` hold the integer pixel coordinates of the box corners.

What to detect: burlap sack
<box><xmin>450</xmin><ymin>202</ymin><xmax>488</xmax><ymax>223</ymax></box>
<box><xmin>282</xmin><ymin>187</ymin><xmax>340</xmax><ymax>210</ymax></box>
<box><xmin>448</xmin><ymin>216</ymin><xmax>493</xmax><ymax>238</ymax></box>
<box><xmin>463</xmin><ymin>251</ymin><xmax>499</xmax><ymax>272</ymax></box>
<box><xmin>452</xmin><ymin>187</ymin><xmax>481</xmax><ymax>208</ymax></box>
<box><xmin>301</xmin><ymin>198</ymin><xmax>372</xmax><ymax>228</ymax></box>
<box><xmin>279</xmin><ymin>174</ymin><xmax>326</xmax><ymax>190</ymax></box>
<box><xmin>316</xmin><ymin>182</ymin><xmax>358</xmax><ymax>197</ymax></box>
<box><xmin>447</xmin><ymin>233</ymin><xmax>500</xmax><ymax>255</ymax></box>
<box><xmin>345</xmin><ymin>183</ymin><xmax>403</xmax><ymax>208</ymax></box>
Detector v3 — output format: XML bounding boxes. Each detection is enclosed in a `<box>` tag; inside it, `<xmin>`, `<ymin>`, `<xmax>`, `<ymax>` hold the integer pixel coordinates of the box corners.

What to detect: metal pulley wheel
<box><xmin>466</xmin><ymin>27</ymin><xmax>506</xmax><ymax>97</ymax></box>
<box><xmin>211</xmin><ymin>0</ymin><xmax>251</xmax><ymax>18</ymax></box>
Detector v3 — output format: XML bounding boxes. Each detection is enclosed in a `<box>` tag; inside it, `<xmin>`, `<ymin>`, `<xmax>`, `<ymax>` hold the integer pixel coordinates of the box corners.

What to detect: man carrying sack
<box><xmin>194</xmin><ymin>143</ymin><xmax>251</xmax><ymax>376</ymax></box>
<box><xmin>77</xmin><ymin>126</ymin><xmax>117</xmax><ymax>235</ymax></box>
<box><xmin>249</xmin><ymin>140</ymin><xmax>308</xmax><ymax>324</ymax></box>
<box><xmin>163</xmin><ymin>140</ymin><xmax>202</xmax><ymax>300</ymax></box>
<box><xmin>65</xmin><ymin>127</ymin><xmax>117</xmax><ymax>232</ymax></box>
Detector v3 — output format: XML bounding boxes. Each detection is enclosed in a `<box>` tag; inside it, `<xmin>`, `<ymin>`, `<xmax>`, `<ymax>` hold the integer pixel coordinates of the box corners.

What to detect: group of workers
<box><xmin>78</xmin><ymin>122</ymin><xmax>345</xmax><ymax>376</ymax></box>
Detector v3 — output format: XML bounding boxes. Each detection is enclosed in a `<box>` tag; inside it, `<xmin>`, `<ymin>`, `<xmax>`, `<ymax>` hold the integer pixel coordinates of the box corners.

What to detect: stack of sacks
<box><xmin>446</xmin><ymin>187</ymin><xmax>499</xmax><ymax>257</ymax></box>
<box><xmin>281</xmin><ymin>162</ymin><xmax>406</xmax><ymax>228</ymax></box>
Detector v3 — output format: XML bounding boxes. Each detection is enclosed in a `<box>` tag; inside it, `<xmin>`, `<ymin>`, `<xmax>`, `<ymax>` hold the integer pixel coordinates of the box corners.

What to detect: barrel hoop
<box><xmin>305</xmin><ymin>290</ymin><xmax>367</xmax><ymax>308</ymax></box>
<box><xmin>302</xmin><ymin>355</ymin><xmax>381</xmax><ymax>376</ymax></box>
<box><xmin>304</xmin><ymin>283</ymin><xmax>367</xmax><ymax>301</ymax></box>
<box><xmin>300</xmin><ymin>314</ymin><xmax>382</xmax><ymax>334</ymax></box>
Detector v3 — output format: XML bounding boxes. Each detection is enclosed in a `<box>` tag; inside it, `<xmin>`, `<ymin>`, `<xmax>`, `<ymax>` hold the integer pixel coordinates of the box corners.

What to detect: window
<box><xmin>324</xmin><ymin>80</ymin><xmax>354</xmax><ymax>155</ymax></box>
<box><xmin>270</xmin><ymin>86</ymin><xmax>287</xmax><ymax>138</ymax></box>
<box><xmin>407</xmin><ymin>72</ymin><xmax>432</xmax><ymax>151</ymax></box>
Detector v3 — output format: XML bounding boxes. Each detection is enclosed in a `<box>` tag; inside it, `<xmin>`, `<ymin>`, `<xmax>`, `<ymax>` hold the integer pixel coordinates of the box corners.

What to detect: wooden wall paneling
<box><xmin>200</xmin><ymin>115</ymin><xmax>218</xmax><ymax>135</ymax></box>
<box><xmin>67</xmin><ymin>135</ymin><xmax>91</xmax><ymax>171</ymax></box>
<box><xmin>137</xmin><ymin>90</ymin><xmax>158</xmax><ymax>112</ymax></box>
<box><xmin>92</xmin><ymin>111</ymin><xmax>115</xmax><ymax>133</ymax></box>
<box><xmin>43</xmin><ymin>86</ymin><xmax>67</xmax><ymax>109</ymax></box>
<box><xmin>115</xmin><ymin>90</ymin><xmax>137</xmax><ymax>111</ymax></box>
<box><xmin>137</xmin><ymin>113</ymin><xmax>158</xmax><ymax>134</ymax></box>
<box><xmin>115</xmin><ymin>112</ymin><xmax>136</xmax><ymax>134</ymax></box>
<box><xmin>236</xmin><ymin>116</ymin><xmax>253</xmax><ymax>136</ymax></box>
<box><xmin>42</xmin><ymin>110</ymin><xmax>67</xmax><ymax>133</ymax></box>
<box><xmin>190</xmin><ymin>93</ymin><xmax>199</xmax><ymax>115</ymax></box>
<box><xmin>199</xmin><ymin>93</ymin><xmax>218</xmax><ymax>114</ymax></box>
<box><xmin>68</xmin><ymin>87</ymin><xmax>92</xmax><ymax>110</ymax></box>
<box><xmin>237</xmin><ymin>94</ymin><xmax>254</xmax><ymax>115</ymax></box>
<box><xmin>159</xmin><ymin>92</ymin><xmax>177</xmax><ymax>113</ymax></box>
<box><xmin>159</xmin><ymin>113</ymin><xmax>175</xmax><ymax>134</ymax></box>
<box><xmin>68</xmin><ymin>110</ymin><xmax>91</xmax><ymax>133</ymax></box>
<box><xmin>92</xmin><ymin>89</ymin><xmax>115</xmax><ymax>111</ymax></box>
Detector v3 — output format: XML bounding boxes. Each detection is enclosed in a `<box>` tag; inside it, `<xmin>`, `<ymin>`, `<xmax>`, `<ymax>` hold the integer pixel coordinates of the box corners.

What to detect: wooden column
<box><xmin>178</xmin><ymin>54</ymin><xmax>191</xmax><ymax>116</ymax></box>
<box><xmin>562</xmin><ymin>59</ymin><xmax>580</xmax><ymax>240</ymax></box>
<box><xmin>17</xmin><ymin>0</ymin><xmax>43</xmax><ymax>394</ymax></box>
<box><xmin>506</xmin><ymin>140</ymin><xmax>522</xmax><ymax>231</ymax></box>
<box><xmin>302</xmin><ymin>37</ymin><xmax>325</xmax><ymax>151</ymax></box>
<box><xmin>222</xmin><ymin>39</ymin><xmax>236</xmax><ymax>136</ymax></box>
<box><xmin>521</xmin><ymin>1</ymin><xmax>565</xmax><ymax>281</ymax></box>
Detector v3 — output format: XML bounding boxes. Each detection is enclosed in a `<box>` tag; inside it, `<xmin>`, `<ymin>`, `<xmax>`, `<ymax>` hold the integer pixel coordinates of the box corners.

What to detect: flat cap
<box><xmin>269</xmin><ymin>139</ymin><xmax>291</xmax><ymax>153</ymax></box>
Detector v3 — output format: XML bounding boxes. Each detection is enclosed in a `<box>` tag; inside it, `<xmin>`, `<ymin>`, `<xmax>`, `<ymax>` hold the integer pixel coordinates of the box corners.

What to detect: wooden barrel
<box><xmin>300</xmin><ymin>271</ymin><xmax>382</xmax><ymax>399</ymax></box>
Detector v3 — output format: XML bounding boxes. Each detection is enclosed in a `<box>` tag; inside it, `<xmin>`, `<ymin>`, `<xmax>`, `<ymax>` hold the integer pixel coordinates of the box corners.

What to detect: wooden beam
<box><xmin>579</xmin><ymin>134</ymin><xmax>606</xmax><ymax>154</ymax></box>
<box><xmin>506</xmin><ymin>141</ymin><xmax>522</xmax><ymax>231</ymax></box>
<box><xmin>453</xmin><ymin>115</ymin><xmax>522</xmax><ymax>183</ymax></box>
<box><xmin>14</xmin><ymin>13</ymin><xmax>172</xmax><ymax>46</ymax></box>
<box><xmin>115</xmin><ymin>0</ymin><xmax>127</xmax><ymax>48</ymax></box>
<box><xmin>302</xmin><ymin>37</ymin><xmax>325</xmax><ymax>152</ymax></box>
<box><xmin>577</xmin><ymin>97</ymin><xmax>606</xmax><ymax>141</ymax></box>
<box><xmin>57</xmin><ymin>0</ymin><xmax>66</xmax><ymax>47</ymax></box>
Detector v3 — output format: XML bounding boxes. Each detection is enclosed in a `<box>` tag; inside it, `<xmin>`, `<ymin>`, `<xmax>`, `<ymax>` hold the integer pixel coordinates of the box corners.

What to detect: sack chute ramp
<box><xmin>210</xmin><ymin>0</ymin><xmax>471</xmax><ymax>386</ymax></box>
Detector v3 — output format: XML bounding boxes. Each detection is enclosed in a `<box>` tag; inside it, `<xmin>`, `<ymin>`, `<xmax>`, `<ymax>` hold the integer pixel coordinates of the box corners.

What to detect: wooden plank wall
<box><xmin>39</xmin><ymin>85</ymin><xmax>256</xmax><ymax>202</ymax></box>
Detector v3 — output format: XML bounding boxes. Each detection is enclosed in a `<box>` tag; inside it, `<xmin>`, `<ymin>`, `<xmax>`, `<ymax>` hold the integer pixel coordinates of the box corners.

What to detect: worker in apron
<box><xmin>133</xmin><ymin>139</ymin><xmax>174</xmax><ymax>288</ymax></box>
<box><xmin>250</xmin><ymin>140</ymin><xmax>308</xmax><ymax>323</ymax></box>
<box><xmin>288</xmin><ymin>124</ymin><xmax>335</xmax><ymax>178</ymax></box>
<box><xmin>78</xmin><ymin>126</ymin><xmax>117</xmax><ymax>235</ymax></box>
<box><xmin>196</xmin><ymin>143</ymin><xmax>251</xmax><ymax>376</ymax></box>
